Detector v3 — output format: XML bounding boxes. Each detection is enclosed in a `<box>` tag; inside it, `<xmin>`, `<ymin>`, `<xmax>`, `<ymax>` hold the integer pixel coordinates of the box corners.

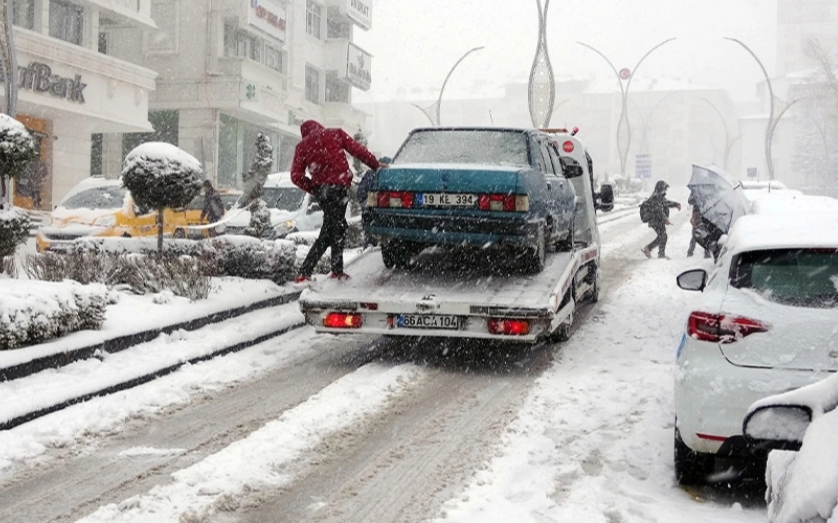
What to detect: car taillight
<box><xmin>488</xmin><ymin>318</ymin><xmax>530</xmax><ymax>336</ymax></box>
<box><xmin>323</xmin><ymin>312</ymin><xmax>363</xmax><ymax>329</ymax></box>
<box><xmin>374</xmin><ymin>191</ymin><xmax>414</xmax><ymax>208</ymax></box>
<box><xmin>478</xmin><ymin>194</ymin><xmax>528</xmax><ymax>212</ymax></box>
<box><xmin>686</xmin><ymin>311</ymin><xmax>769</xmax><ymax>343</ymax></box>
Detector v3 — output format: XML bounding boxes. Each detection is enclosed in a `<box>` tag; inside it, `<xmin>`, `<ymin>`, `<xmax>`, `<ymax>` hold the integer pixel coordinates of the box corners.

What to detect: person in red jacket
<box><xmin>291</xmin><ymin>120</ymin><xmax>382</xmax><ymax>282</ymax></box>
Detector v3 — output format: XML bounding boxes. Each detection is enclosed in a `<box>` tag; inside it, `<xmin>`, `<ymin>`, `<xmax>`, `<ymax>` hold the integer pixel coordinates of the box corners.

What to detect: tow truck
<box><xmin>298</xmin><ymin>128</ymin><xmax>613</xmax><ymax>343</ymax></box>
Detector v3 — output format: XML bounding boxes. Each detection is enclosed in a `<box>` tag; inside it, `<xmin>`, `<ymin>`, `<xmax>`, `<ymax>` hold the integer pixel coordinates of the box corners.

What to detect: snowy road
<box><xmin>0</xmin><ymin>208</ymin><xmax>768</xmax><ymax>522</ymax></box>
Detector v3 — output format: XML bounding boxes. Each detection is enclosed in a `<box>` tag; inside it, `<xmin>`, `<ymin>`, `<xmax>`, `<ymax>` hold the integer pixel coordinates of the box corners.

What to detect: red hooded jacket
<box><xmin>290</xmin><ymin>120</ymin><xmax>380</xmax><ymax>194</ymax></box>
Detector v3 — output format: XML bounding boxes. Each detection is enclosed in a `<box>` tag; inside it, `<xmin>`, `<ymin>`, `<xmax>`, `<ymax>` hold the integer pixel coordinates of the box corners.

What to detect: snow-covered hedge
<box><xmin>208</xmin><ymin>236</ymin><xmax>296</xmax><ymax>284</ymax></box>
<box><xmin>0</xmin><ymin>279</ymin><xmax>107</xmax><ymax>350</ymax></box>
<box><xmin>0</xmin><ymin>208</ymin><xmax>31</xmax><ymax>259</ymax></box>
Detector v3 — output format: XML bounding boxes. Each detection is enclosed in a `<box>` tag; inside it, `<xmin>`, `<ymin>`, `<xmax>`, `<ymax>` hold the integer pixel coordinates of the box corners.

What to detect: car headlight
<box><xmin>274</xmin><ymin>220</ymin><xmax>297</xmax><ymax>236</ymax></box>
<box><xmin>93</xmin><ymin>215</ymin><xmax>116</xmax><ymax>227</ymax></box>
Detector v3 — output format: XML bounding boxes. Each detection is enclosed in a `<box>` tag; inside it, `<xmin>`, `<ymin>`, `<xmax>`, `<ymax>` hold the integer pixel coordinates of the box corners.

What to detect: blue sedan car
<box><xmin>366</xmin><ymin>127</ymin><xmax>578</xmax><ymax>273</ymax></box>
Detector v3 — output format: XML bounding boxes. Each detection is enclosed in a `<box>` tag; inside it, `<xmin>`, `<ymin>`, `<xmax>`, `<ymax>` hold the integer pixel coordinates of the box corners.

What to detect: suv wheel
<box><xmin>674</xmin><ymin>426</ymin><xmax>715</xmax><ymax>485</ymax></box>
<box><xmin>556</xmin><ymin>217</ymin><xmax>575</xmax><ymax>252</ymax></box>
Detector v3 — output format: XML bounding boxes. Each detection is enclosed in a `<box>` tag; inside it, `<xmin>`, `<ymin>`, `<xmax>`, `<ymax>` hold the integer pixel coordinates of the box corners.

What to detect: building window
<box><xmin>306</xmin><ymin>1</ymin><xmax>322</xmax><ymax>39</ymax></box>
<box><xmin>326</xmin><ymin>75</ymin><xmax>349</xmax><ymax>103</ymax></box>
<box><xmin>305</xmin><ymin>65</ymin><xmax>320</xmax><ymax>104</ymax></box>
<box><xmin>13</xmin><ymin>0</ymin><xmax>34</xmax><ymax>30</ymax></box>
<box><xmin>122</xmin><ymin>110</ymin><xmax>180</xmax><ymax>159</ymax></box>
<box><xmin>49</xmin><ymin>0</ymin><xmax>84</xmax><ymax>45</ymax></box>
<box><xmin>98</xmin><ymin>32</ymin><xmax>108</xmax><ymax>54</ymax></box>
<box><xmin>218</xmin><ymin>113</ymin><xmax>280</xmax><ymax>189</ymax></box>
<box><xmin>327</xmin><ymin>19</ymin><xmax>350</xmax><ymax>39</ymax></box>
<box><xmin>90</xmin><ymin>133</ymin><xmax>103</xmax><ymax>175</ymax></box>
<box><xmin>223</xmin><ymin>20</ymin><xmax>286</xmax><ymax>72</ymax></box>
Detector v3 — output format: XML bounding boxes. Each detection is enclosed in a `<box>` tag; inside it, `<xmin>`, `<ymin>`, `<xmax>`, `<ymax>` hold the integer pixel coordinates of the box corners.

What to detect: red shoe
<box><xmin>329</xmin><ymin>272</ymin><xmax>351</xmax><ymax>280</ymax></box>
<box><xmin>294</xmin><ymin>275</ymin><xmax>312</xmax><ymax>284</ymax></box>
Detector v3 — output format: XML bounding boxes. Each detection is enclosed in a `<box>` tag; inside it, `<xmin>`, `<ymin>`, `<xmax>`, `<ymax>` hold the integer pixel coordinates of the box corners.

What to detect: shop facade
<box><xmin>4</xmin><ymin>0</ymin><xmax>157</xmax><ymax>209</ymax></box>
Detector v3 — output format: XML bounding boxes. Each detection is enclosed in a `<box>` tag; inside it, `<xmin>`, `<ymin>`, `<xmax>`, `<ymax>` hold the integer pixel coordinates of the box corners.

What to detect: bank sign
<box><xmin>248</xmin><ymin>0</ymin><xmax>287</xmax><ymax>41</ymax></box>
<box><xmin>346</xmin><ymin>42</ymin><xmax>371</xmax><ymax>91</ymax></box>
<box><xmin>348</xmin><ymin>0</ymin><xmax>371</xmax><ymax>30</ymax></box>
<box><xmin>0</xmin><ymin>62</ymin><xmax>87</xmax><ymax>104</ymax></box>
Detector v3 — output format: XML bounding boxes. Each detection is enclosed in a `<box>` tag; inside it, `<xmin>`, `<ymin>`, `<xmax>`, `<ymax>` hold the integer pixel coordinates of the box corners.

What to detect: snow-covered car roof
<box><xmin>739</xmin><ymin>179</ymin><xmax>788</xmax><ymax>190</ymax></box>
<box><xmin>724</xmin><ymin>195</ymin><xmax>838</xmax><ymax>253</ymax></box>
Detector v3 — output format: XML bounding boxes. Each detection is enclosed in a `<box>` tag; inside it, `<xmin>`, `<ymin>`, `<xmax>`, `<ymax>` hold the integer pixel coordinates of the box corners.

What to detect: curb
<box><xmin>0</xmin><ymin>290</ymin><xmax>302</xmax><ymax>383</ymax></box>
<box><xmin>0</xmin><ymin>319</ymin><xmax>306</xmax><ymax>431</ymax></box>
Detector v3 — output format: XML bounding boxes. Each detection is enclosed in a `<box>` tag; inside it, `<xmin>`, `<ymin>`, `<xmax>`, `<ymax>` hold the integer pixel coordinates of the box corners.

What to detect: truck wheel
<box><xmin>549</xmin><ymin>290</ymin><xmax>574</xmax><ymax>342</ymax></box>
<box><xmin>524</xmin><ymin>228</ymin><xmax>546</xmax><ymax>274</ymax></box>
<box><xmin>382</xmin><ymin>239</ymin><xmax>415</xmax><ymax>269</ymax></box>
<box><xmin>674</xmin><ymin>426</ymin><xmax>714</xmax><ymax>485</ymax></box>
<box><xmin>173</xmin><ymin>229</ymin><xmax>186</xmax><ymax>239</ymax></box>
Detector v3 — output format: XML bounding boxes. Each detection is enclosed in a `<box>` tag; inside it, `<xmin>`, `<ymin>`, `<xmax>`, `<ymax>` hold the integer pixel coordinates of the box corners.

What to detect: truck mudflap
<box><xmin>298</xmin><ymin>244</ymin><xmax>600</xmax><ymax>343</ymax></box>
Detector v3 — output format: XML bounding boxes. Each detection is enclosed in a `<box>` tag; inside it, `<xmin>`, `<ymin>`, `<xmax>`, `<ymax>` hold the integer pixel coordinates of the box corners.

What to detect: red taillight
<box><xmin>562</xmin><ymin>140</ymin><xmax>574</xmax><ymax>153</ymax></box>
<box><xmin>375</xmin><ymin>191</ymin><xmax>414</xmax><ymax>208</ymax></box>
<box><xmin>478</xmin><ymin>194</ymin><xmax>527</xmax><ymax>212</ymax></box>
<box><xmin>323</xmin><ymin>312</ymin><xmax>363</xmax><ymax>329</ymax></box>
<box><xmin>687</xmin><ymin>311</ymin><xmax>769</xmax><ymax>343</ymax></box>
<box><xmin>488</xmin><ymin>318</ymin><xmax>530</xmax><ymax>336</ymax></box>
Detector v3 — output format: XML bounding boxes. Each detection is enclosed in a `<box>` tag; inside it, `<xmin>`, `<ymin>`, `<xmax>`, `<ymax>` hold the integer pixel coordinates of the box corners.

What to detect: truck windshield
<box><xmin>263</xmin><ymin>187</ymin><xmax>306</xmax><ymax>212</ymax></box>
<box><xmin>393</xmin><ymin>130</ymin><xmax>530</xmax><ymax>168</ymax></box>
<box><xmin>731</xmin><ymin>248</ymin><xmax>838</xmax><ymax>308</ymax></box>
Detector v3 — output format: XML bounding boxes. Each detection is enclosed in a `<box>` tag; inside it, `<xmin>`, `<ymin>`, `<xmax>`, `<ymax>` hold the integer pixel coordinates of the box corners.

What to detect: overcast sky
<box><xmin>354</xmin><ymin>0</ymin><xmax>776</xmax><ymax>103</ymax></box>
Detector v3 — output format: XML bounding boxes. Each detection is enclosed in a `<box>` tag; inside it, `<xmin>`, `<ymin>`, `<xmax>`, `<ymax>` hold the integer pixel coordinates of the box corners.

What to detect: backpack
<box><xmin>639</xmin><ymin>198</ymin><xmax>653</xmax><ymax>224</ymax></box>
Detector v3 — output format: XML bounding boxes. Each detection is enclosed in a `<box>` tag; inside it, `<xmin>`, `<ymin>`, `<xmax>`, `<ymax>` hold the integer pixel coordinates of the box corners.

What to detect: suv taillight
<box><xmin>687</xmin><ymin>311</ymin><xmax>769</xmax><ymax>343</ymax></box>
<box><xmin>372</xmin><ymin>191</ymin><xmax>414</xmax><ymax>208</ymax></box>
<box><xmin>478</xmin><ymin>194</ymin><xmax>529</xmax><ymax>212</ymax></box>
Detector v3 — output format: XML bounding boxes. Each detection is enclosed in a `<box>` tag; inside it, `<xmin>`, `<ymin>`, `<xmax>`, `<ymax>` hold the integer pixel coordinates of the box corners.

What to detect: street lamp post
<box><xmin>528</xmin><ymin>0</ymin><xmax>554</xmax><ymax>128</ymax></box>
<box><xmin>0</xmin><ymin>0</ymin><xmax>17</xmax><ymax>207</ymax></box>
<box><xmin>725</xmin><ymin>37</ymin><xmax>797</xmax><ymax>180</ymax></box>
<box><xmin>413</xmin><ymin>46</ymin><xmax>484</xmax><ymax>127</ymax></box>
<box><xmin>578</xmin><ymin>38</ymin><xmax>675</xmax><ymax>178</ymax></box>
<box><xmin>695</xmin><ymin>96</ymin><xmax>743</xmax><ymax>170</ymax></box>
<box><xmin>628</xmin><ymin>91</ymin><xmax>677</xmax><ymax>155</ymax></box>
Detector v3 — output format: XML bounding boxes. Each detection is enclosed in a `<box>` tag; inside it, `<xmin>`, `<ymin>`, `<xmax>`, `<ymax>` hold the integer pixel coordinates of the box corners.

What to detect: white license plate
<box><xmin>396</xmin><ymin>314</ymin><xmax>460</xmax><ymax>330</ymax></box>
<box><xmin>419</xmin><ymin>193</ymin><xmax>476</xmax><ymax>207</ymax></box>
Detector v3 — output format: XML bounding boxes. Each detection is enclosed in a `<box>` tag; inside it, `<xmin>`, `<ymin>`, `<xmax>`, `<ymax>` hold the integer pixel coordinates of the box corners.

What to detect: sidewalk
<box><xmin>0</xmin><ymin>279</ymin><xmax>301</xmax><ymax>382</ymax></box>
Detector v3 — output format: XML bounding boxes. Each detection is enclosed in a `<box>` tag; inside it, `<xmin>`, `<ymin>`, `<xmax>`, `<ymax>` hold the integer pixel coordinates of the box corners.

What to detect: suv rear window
<box><xmin>731</xmin><ymin>249</ymin><xmax>838</xmax><ymax>308</ymax></box>
<box><xmin>393</xmin><ymin>130</ymin><xmax>529</xmax><ymax>167</ymax></box>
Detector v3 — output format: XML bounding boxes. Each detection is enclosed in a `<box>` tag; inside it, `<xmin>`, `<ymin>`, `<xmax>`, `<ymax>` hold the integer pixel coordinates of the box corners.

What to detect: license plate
<box><xmin>418</xmin><ymin>193</ymin><xmax>476</xmax><ymax>207</ymax></box>
<box><xmin>396</xmin><ymin>314</ymin><xmax>460</xmax><ymax>330</ymax></box>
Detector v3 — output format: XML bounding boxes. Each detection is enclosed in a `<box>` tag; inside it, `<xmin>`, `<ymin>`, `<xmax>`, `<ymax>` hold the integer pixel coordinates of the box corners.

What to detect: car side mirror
<box><xmin>596</xmin><ymin>183</ymin><xmax>614</xmax><ymax>212</ymax></box>
<box><xmin>379</xmin><ymin>156</ymin><xmax>392</xmax><ymax>164</ymax></box>
<box><xmin>676</xmin><ymin>269</ymin><xmax>708</xmax><ymax>291</ymax></box>
<box><xmin>743</xmin><ymin>404</ymin><xmax>811</xmax><ymax>451</ymax></box>
<box><xmin>307</xmin><ymin>202</ymin><xmax>321</xmax><ymax>214</ymax></box>
<box><xmin>225</xmin><ymin>202</ymin><xmax>233</xmax><ymax>210</ymax></box>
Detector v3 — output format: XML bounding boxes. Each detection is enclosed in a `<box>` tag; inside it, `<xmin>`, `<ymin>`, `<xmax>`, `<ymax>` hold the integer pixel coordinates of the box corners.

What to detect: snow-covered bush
<box><xmin>0</xmin><ymin>280</ymin><xmax>107</xmax><ymax>350</ymax></box>
<box><xmin>209</xmin><ymin>236</ymin><xmax>296</xmax><ymax>284</ymax></box>
<box><xmin>0</xmin><ymin>114</ymin><xmax>36</xmax><ymax>207</ymax></box>
<box><xmin>240</xmin><ymin>133</ymin><xmax>274</xmax><ymax>239</ymax></box>
<box><xmin>122</xmin><ymin>142</ymin><xmax>203</xmax><ymax>257</ymax></box>
<box><xmin>0</xmin><ymin>208</ymin><xmax>30</xmax><ymax>272</ymax></box>
<box><xmin>243</xmin><ymin>198</ymin><xmax>272</xmax><ymax>239</ymax></box>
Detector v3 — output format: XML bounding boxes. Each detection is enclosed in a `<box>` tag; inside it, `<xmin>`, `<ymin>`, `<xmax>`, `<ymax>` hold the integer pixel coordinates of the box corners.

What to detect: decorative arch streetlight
<box><xmin>578</xmin><ymin>38</ymin><xmax>675</xmax><ymax>177</ymax></box>
<box><xmin>413</xmin><ymin>46</ymin><xmax>485</xmax><ymax>127</ymax></box>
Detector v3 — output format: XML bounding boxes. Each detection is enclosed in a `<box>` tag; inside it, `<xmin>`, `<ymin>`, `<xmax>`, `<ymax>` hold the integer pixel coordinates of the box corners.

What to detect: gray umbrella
<box><xmin>687</xmin><ymin>164</ymin><xmax>751</xmax><ymax>234</ymax></box>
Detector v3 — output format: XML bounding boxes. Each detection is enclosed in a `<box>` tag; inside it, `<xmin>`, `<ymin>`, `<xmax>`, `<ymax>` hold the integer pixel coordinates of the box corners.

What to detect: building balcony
<box><xmin>84</xmin><ymin>0</ymin><xmax>156</xmax><ymax>30</ymax></box>
<box><xmin>323</xmin><ymin>0</ymin><xmax>372</xmax><ymax>30</ymax></box>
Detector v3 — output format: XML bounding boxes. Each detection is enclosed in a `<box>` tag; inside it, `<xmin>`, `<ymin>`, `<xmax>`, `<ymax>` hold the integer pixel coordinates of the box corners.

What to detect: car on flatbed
<box><xmin>299</xmin><ymin>129</ymin><xmax>614</xmax><ymax>344</ymax></box>
<box><xmin>366</xmin><ymin>127</ymin><xmax>578</xmax><ymax>273</ymax></box>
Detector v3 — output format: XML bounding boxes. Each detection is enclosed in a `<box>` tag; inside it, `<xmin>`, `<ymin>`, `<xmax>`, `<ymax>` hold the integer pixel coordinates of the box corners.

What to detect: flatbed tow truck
<box><xmin>298</xmin><ymin>129</ymin><xmax>613</xmax><ymax>344</ymax></box>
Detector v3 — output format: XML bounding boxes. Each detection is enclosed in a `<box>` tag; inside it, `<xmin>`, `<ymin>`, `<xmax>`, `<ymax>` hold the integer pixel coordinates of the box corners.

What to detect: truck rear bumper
<box><xmin>368</xmin><ymin>211</ymin><xmax>539</xmax><ymax>246</ymax></box>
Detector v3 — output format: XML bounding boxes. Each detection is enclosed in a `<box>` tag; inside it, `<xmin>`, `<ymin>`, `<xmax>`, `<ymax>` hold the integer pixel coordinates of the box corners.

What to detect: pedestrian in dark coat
<box><xmin>291</xmin><ymin>120</ymin><xmax>382</xmax><ymax>282</ymax></box>
<box><xmin>642</xmin><ymin>180</ymin><xmax>681</xmax><ymax>259</ymax></box>
<box><xmin>686</xmin><ymin>195</ymin><xmax>710</xmax><ymax>258</ymax></box>
<box><xmin>200</xmin><ymin>180</ymin><xmax>225</xmax><ymax>237</ymax></box>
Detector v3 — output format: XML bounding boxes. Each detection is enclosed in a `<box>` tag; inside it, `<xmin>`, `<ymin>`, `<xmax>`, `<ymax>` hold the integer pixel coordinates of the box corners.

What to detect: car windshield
<box><xmin>60</xmin><ymin>186</ymin><xmax>126</xmax><ymax>210</ymax></box>
<box><xmin>393</xmin><ymin>130</ymin><xmax>530</xmax><ymax>167</ymax></box>
<box><xmin>731</xmin><ymin>248</ymin><xmax>838</xmax><ymax>308</ymax></box>
<box><xmin>188</xmin><ymin>193</ymin><xmax>240</xmax><ymax>211</ymax></box>
<box><xmin>262</xmin><ymin>187</ymin><xmax>306</xmax><ymax>212</ymax></box>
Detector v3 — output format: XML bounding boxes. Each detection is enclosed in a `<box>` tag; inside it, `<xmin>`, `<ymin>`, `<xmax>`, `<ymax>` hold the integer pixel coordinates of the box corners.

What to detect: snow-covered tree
<box><xmin>0</xmin><ymin>208</ymin><xmax>30</xmax><ymax>273</ymax></box>
<box><xmin>122</xmin><ymin>142</ymin><xmax>203</xmax><ymax>258</ymax></box>
<box><xmin>0</xmin><ymin>113</ymin><xmax>36</xmax><ymax>209</ymax></box>
<box><xmin>240</xmin><ymin>133</ymin><xmax>274</xmax><ymax>238</ymax></box>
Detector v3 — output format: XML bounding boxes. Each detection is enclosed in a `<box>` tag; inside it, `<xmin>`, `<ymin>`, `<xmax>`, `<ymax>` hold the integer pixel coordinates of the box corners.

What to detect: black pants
<box><xmin>645</xmin><ymin>222</ymin><xmax>668</xmax><ymax>256</ymax></box>
<box><xmin>299</xmin><ymin>185</ymin><xmax>349</xmax><ymax>276</ymax></box>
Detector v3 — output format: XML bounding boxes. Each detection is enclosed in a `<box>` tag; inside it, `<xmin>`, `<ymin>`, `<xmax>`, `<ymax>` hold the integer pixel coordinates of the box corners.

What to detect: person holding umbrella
<box><xmin>641</xmin><ymin>180</ymin><xmax>681</xmax><ymax>259</ymax></box>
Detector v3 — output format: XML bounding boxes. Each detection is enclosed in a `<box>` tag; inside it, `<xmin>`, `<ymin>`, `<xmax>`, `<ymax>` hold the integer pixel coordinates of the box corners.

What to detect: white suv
<box><xmin>673</xmin><ymin>194</ymin><xmax>838</xmax><ymax>484</ymax></box>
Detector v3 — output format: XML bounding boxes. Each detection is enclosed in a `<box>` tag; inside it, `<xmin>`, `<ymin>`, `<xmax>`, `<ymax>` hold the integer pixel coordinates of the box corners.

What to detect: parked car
<box><xmin>673</xmin><ymin>194</ymin><xmax>838</xmax><ymax>484</ymax></box>
<box><xmin>35</xmin><ymin>177</ymin><xmax>236</xmax><ymax>251</ymax></box>
<box><xmin>224</xmin><ymin>172</ymin><xmax>324</xmax><ymax>238</ymax></box>
<box><xmin>743</xmin><ymin>373</ymin><xmax>838</xmax><ymax>523</ymax></box>
<box><xmin>740</xmin><ymin>179</ymin><xmax>798</xmax><ymax>202</ymax></box>
<box><xmin>365</xmin><ymin>127</ymin><xmax>578</xmax><ymax>273</ymax></box>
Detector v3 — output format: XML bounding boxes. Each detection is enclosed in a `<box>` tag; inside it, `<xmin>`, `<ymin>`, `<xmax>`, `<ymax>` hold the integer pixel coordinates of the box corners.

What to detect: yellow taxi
<box><xmin>35</xmin><ymin>177</ymin><xmax>239</xmax><ymax>252</ymax></box>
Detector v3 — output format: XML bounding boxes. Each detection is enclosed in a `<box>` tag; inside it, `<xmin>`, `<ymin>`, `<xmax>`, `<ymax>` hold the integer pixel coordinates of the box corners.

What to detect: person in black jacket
<box><xmin>200</xmin><ymin>180</ymin><xmax>225</xmax><ymax>237</ymax></box>
<box><xmin>641</xmin><ymin>180</ymin><xmax>681</xmax><ymax>259</ymax></box>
